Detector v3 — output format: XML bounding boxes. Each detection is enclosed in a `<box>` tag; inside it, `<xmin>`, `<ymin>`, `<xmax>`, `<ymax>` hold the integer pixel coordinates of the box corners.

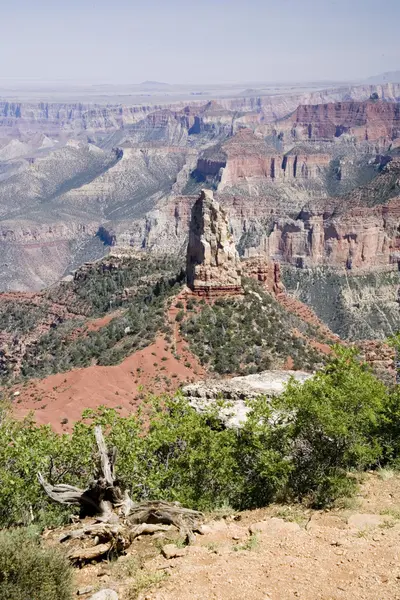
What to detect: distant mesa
<box><xmin>366</xmin><ymin>71</ymin><xmax>400</xmax><ymax>84</ymax></box>
<box><xmin>139</xmin><ymin>80</ymin><xmax>171</xmax><ymax>88</ymax></box>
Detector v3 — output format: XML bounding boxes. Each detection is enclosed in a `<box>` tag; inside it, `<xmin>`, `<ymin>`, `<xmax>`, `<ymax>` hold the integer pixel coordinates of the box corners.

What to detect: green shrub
<box><xmin>2</xmin><ymin>347</ymin><xmax>400</xmax><ymax>525</ymax></box>
<box><xmin>175</xmin><ymin>310</ymin><xmax>184</xmax><ymax>322</ymax></box>
<box><xmin>180</xmin><ymin>279</ymin><xmax>323</xmax><ymax>375</ymax></box>
<box><xmin>0</xmin><ymin>528</ymin><xmax>73</xmax><ymax>600</ymax></box>
<box><xmin>275</xmin><ymin>346</ymin><xmax>389</xmax><ymax>506</ymax></box>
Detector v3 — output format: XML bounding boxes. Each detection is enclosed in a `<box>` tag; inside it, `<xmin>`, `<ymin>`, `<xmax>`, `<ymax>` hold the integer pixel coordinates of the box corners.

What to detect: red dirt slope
<box><xmin>13</xmin><ymin>294</ymin><xmax>206</xmax><ymax>432</ymax></box>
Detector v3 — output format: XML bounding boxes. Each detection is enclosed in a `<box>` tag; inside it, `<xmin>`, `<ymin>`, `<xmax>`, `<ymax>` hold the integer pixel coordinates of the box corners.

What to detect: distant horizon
<box><xmin>0</xmin><ymin>73</ymin><xmax>393</xmax><ymax>88</ymax></box>
<box><xmin>1</xmin><ymin>0</ymin><xmax>399</xmax><ymax>85</ymax></box>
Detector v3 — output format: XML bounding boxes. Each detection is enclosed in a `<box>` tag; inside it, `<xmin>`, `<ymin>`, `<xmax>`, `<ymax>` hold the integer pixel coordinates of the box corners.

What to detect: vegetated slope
<box><xmin>181</xmin><ymin>278</ymin><xmax>326</xmax><ymax>375</ymax></box>
<box><xmin>0</xmin><ymin>252</ymin><xmax>185</xmax><ymax>381</ymax></box>
<box><xmin>282</xmin><ymin>266</ymin><xmax>400</xmax><ymax>340</ymax></box>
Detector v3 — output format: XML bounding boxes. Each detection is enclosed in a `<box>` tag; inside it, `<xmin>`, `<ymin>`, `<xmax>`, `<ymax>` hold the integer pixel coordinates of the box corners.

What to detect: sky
<box><xmin>0</xmin><ymin>0</ymin><xmax>399</xmax><ymax>85</ymax></box>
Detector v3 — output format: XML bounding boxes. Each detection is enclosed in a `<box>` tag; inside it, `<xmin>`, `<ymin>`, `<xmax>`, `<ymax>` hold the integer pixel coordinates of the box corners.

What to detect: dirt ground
<box><xmin>12</xmin><ymin>293</ymin><xmax>205</xmax><ymax>432</ymax></box>
<box><xmin>46</xmin><ymin>472</ymin><xmax>400</xmax><ymax>600</ymax></box>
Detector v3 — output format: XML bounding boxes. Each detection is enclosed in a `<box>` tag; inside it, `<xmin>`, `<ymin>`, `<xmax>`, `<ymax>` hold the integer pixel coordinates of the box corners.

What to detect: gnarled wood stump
<box><xmin>38</xmin><ymin>425</ymin><xmax>203</xmax><ymax>562</ymax></box>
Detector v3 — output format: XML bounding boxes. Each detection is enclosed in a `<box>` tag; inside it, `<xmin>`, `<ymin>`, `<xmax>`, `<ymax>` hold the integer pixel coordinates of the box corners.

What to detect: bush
<box><xmin>2</xmin><ymin>347</ymin><xmax>400</xmax><ymax>525</ymax></box>
<box><xmin>175</xmin><ymin>310</ymin><xmax>184</xmax><ymax>323</ymax></box>
<box><xmin>275</xmin><ymin>346</ymin><xmax>389</xmax><ymax>506</ymax></box>
<box><xmin>0</xmin><ymin>528</ymin><xmax>73</xmax><ymax>600</ymax></box>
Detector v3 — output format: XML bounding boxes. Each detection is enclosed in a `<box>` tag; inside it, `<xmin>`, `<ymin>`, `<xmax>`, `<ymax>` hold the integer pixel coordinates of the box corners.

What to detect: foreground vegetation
<box><xmin>2</xmin><ymin>346</ymin><xmax>400</xmax><ymax>599</ymax></box>
<box><xmin>1</xmin><ymin>347</ymin><xmax>400</xmax><ymax>531</ymax></box>
<box><xmin>0</xmin><ymin>528</ymin><xmax>73</xmax><ymax>600</ymax></box>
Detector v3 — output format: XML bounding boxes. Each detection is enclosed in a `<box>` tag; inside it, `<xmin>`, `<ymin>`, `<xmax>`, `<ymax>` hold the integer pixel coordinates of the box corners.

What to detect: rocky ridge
<box><xmin>1</xmin><ymin>82</ymin><xmax>399</xmax><ymax>136</ymax></box>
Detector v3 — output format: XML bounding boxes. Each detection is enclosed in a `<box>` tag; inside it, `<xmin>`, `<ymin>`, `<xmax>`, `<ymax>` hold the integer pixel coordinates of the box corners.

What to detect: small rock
<box><xmin>249</xmin><ymin>518</ymin><xmax>301</xmax><ymax>535</ymax></box>
<box><xmin>88</xmin><ymin>590</ymin><xmax>118</xmax><ymax>600</ymax></box>
<box><xmin>77</xmin><ymin>587</ymin><xmax>94</xmax><ymax>596</ymax></box>
<box><xmin>186</xmin><ymin>545</ymin><xmax>209</xmax><ymax>556</ymax></box>
<box><xmin>13</xmin><ymin>391</ymin><xmax>20</xmax><ymax>397</ymax></box>
<box><xmin>197</xmin><ymin>520</ymin><xmax>227</xmax><ymax>534</ymax></box>
<box><xmin>162</xmin><ymin>544</ymin><xmax>187</xmax><ymax>559</ymax></box>
<box><xmin>347</xmin><ymin>513</ymin><xmax>383</xmax><ymax>530</ymax></box>
<box><xmin>197</xmin><ymin>524</ymin><xmax>212</xmax><ymax>535</ymax></box>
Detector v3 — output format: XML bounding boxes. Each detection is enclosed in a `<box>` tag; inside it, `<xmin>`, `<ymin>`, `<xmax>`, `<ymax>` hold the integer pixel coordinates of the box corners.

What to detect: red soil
<box><xmin>67</xmin><ymin>311</ymin><xmax>123</xmax><ymax>341</ymax></box>
<box><xmin>12</xmin><ymin>295</ymin><xmax>206</xmax><ymax>433</ymax></box>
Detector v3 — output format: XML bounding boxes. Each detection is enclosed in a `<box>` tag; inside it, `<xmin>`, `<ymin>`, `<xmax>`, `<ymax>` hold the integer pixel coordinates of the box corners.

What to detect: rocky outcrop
<box><xmin>182</xmin><ymin>370</ymin><xmax>312</xmax><ymax>427</ymax></box>
<box><xmin>186</xmin><ymin>190</ymin><xmax>242</xmax><ymax>296</ymax></box>
<box><xmin>276</xmin><ymin>101</ymin><xmax>400</xmax><ymax>148</ymax></box>
<box><xmin>196</xmin><ymin>130</ymin><xmax>331</xmax><ymax>191</ymax></box>
<box><xmin>242</xmin><ymin>257</ymin><xmax>284</xmax><ymax>294</ymax></box>
<box><xmin>357</xmin><ymin>340</ymin><xmax>396</xmax><ymax>384</ymax></box>
<box><xmin>266</xmin><ymin>202</ymin><xmax>400</xmax><ymax>271</ymax></box>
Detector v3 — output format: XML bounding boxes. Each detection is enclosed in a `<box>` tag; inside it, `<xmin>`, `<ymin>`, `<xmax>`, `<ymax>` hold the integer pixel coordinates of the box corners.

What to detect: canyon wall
<box><xmin>113</xmin><ymin>182</ymin><xmax>400</xmax><ymax>275</ymax></box>
<box><xmin>275</xmin><ymin>100</ymin><xmax>400</xmax><ymax>148</ymax></box>
<box><xmin>219</xmin><ymin>83</ymin><xmax>400</xmax><ymax>120</ymax></box>
<box><xmin>1</xmin><ymin>82</ymin><xmax>399</xmax><ymax>139</ymax></box>
<box><xmin>1</xmin><ymin>91</ymin><xmax>400</xmax><ymax>292</ymax></box>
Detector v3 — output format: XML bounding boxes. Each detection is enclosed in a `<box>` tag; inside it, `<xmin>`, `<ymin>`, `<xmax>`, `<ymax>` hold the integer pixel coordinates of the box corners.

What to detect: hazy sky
<box><xmin>1</xmin><ymin>0</ymin><xmax>399</xmax><ymax>84</ymax></box>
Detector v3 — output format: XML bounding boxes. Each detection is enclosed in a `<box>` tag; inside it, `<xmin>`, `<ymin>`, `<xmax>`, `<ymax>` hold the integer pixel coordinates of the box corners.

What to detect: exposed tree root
<box><xmin>38</xmin><ymin>425</ymin><xmax>203</xmax><ymax>563</ymax></box>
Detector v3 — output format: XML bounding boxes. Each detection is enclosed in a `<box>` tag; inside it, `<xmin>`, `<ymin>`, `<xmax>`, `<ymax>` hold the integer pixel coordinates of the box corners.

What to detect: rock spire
<box><xmin>186</xmin><ymin>189</ymin><xmax>242</xmax><ymax>296</ymax></box>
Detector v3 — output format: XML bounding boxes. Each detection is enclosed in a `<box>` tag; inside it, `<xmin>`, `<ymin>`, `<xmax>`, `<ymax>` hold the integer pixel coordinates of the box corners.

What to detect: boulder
<box><xmin>347</xmin><ymin>513</ymin><xmax>383</xmax><ymax>530</ymax></box>
<box><xmin>183</xmin><ymin>370</ymin><xmax>311</xmax><ymax>428</ymax></box>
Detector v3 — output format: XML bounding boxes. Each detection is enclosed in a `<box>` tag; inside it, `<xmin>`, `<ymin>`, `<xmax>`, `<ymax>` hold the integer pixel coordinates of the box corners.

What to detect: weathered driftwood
<box><xmin>38</xmin><ymin>425</ymin><xmax>135</xmax><ymax>520</ymax></box>
<box><xmin>129</xmin><ymin>500</ymin><xmax>203</xmax><ymax>532</ymax></box>
<box><xmin>38</xmin><ymin>425</ymin><xmax>203</xmax><ymax>561</ymax></box>
<box><xmin>68</xmin><ymin>542</ymin><xmax>113</xmax><ymax>563</ymax></box>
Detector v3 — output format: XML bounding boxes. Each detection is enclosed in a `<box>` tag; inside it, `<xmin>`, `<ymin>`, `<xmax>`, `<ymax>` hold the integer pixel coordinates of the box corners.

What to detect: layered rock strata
<box><xmin>186</xmin><ymin>190</ymin><xmax>242</xmax><ymax>296</ymax></box>
<box><xmin>275</xmin><ymin>101</ymin><xmax>400</xmax><ymax>148</ymax></box>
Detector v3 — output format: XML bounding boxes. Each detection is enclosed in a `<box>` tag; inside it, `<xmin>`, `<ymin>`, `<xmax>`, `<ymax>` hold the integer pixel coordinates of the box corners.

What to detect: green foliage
<box><xmin>0</xmin><ymin>301</ymin><xmax>47</xmax><ymax>336</ymax></box>
<box><xmin>48</xmin><ymin>254</ymin><xmax>184</xmax><ymax>317</ymax></box>
<box><xmin>0</xmin><ymin>408</ymin><xmax>94</xmax><ymax>528</ymax></box>
<box><xmin>275</xmin><ymin>346</ymin><xmax>389</xmax><ymax>506</ymax></box>
<box><xmin>3</xmin><ymin>348</ymin><xmax>400</xmax><ymax>526</ymax></box>
<box><xmin>0</xmin><ymin>527</ymin><xmax>73</xmax><ymax>600</ymax></box>
<box><xmin>175</xmin><ymin>309</ymin><xmax>184</xmax><ymax>323</ymax></box>
<box><xmin>181</xmin><ymin>279</ymin><xmax>322</xmax><ymax>375</ymax></box>
<box><xmin>14</xmin><ymin>255</ymin><xmax>185</xmax><ymax>380</ymax></box>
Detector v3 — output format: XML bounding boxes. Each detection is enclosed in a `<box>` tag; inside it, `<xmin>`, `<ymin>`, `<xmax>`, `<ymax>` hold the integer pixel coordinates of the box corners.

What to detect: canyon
<box><xmin>0</xmin><ymin>80</ymin><xmax>399</xmax><ymax>340</ymax></box>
